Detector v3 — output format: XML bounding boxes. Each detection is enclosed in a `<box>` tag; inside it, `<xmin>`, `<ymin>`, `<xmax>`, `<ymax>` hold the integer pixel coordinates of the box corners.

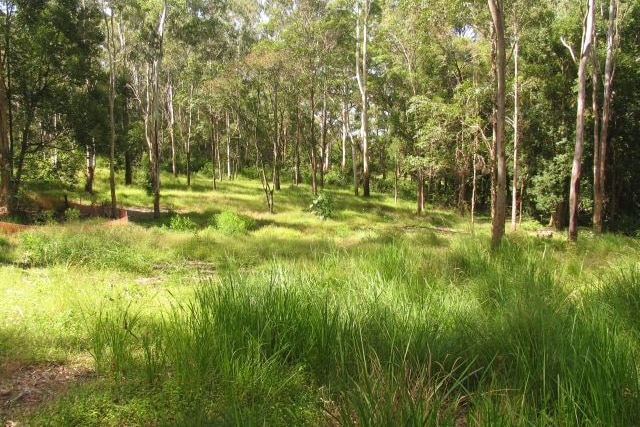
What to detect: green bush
<box><xmin>214</xmin><ymin>211</ymin><xmax>257</xmax><ymax>235</ymax></box>
<box><xmin>34</xmin><ymin>210</ymin><xmax>57</xmax><ymax>225</ymax></box>
<box><xmin>324</xmin><ymin>169</ymin><xmax>349</xmax><ymax>187</ymax></box>
<box><xmin>309</xmin><ymin>192</ymin><xmax>332</xmax><ymax>220</ymax></box>
<box><xmin>169</xmin><ymin>214</ymin><xmax>198</xmax><ymax>232</ymax></box>
<box><xmin>64</xmin><ymin>208</ymin><xmax>82</xmax><ymax>222</ymax></box>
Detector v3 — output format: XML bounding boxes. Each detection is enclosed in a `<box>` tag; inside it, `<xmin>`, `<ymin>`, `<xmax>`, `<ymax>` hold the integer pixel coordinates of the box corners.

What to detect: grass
<box><xmin>1</xmin><ymin>170</ymin><xmax>639</xmax><ymax>426</ymax></box>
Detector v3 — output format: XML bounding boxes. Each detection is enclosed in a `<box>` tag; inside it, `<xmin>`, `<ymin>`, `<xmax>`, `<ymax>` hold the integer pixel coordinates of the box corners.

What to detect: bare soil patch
<box><xmin>1</xmin><ymin>357</ymin><xmax>95</xmax><ymax>424</ymax></box>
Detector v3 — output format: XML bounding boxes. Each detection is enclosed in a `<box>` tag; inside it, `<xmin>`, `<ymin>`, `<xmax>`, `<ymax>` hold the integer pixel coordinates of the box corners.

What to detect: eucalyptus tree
<box><xmin>487</xmin><ymin>0</ymin><xmax>507</xmax><ymax>247</ymax></box>
<box><xmin>355</xmin><ymin>0</ymin><xmax>371</xmax><ymax>196</ymax></box>
<box><xmin>592</xmin><ymin>0</ymin><xmax>623</xmax><ymax>234</ymax></box>
<box><xmin>0</xmin><ymin>4</ymin><xmax>11</xmax><ymax>210</ymax></box>
<box><xmin>98</xmin><ymin>0</ymin><xmax>120</xmax><ymax>217</ymax></box>
<box><xmin>124</xmin><ymin>0</ymin><xmax>168</xmax><ymax>218</ymax></box>
<box><xmin>567</xmin><ymin>0</ymin><xmax>595</xmax><ymax>242</ymax></box>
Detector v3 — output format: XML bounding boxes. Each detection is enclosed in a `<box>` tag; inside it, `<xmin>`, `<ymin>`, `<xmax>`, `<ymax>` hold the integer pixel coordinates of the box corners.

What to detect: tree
<box><xmin>355</xmin><ymin>0</ymin><xmax>371</xmax><ymax>197</ymax></box>
<box><xmin>127</xmin><ymin>0</ymin><xmax>168</xmax><ymax>218</ymax></box>
<box><xmin>4</xmin><ymin>0</ymin><xmax>102</xmax><ymax>212</ymax></box>
<box><xmin>568</xmin><ymin>0</ymin><xmax>595</xmax><ymax>242</ymax></box>
<box><xmin>100</xmin><ymin>0</ymin><xmax>119</xmax><ymax>218</ymax></box>
<box><xmin>0</xmin><ymin>30</ymin><xmax>9</xmax><ymax>211</ymax></box>
<box><xmin>593</xmin><ymin>0</ymin><xmax>621</xmax><ymax>234</ymax></box>
<box><xmin>488</xmin><ymin>0</ymin><xmax>507</xmax><ymax>248</ymax></box>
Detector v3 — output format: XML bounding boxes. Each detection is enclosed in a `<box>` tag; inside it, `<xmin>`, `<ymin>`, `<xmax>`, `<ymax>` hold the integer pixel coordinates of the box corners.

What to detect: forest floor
<box><xmin>1</xmin><ymin>171</ymin><xmax>639</xmax><ymax>426</ymax></box>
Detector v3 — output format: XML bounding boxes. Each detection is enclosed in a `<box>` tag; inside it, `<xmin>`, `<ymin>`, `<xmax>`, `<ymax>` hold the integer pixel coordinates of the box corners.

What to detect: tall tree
<box><xmin>100</xmin><ymin>0</ymin><xmax>119</xmax><ymax>218</ymax></box>
<box><xmin>0</xmin><ymin>36</ymin><xmax>9</xmax><ymax>211</ymax></box>
<box><xmin>355</xmin><ymin>0</ymin><xmax>371</xmax><ymax>197</ymax></box>
<box><xmin>568</xmin><ymin>0</ymin><xmax>595</xmax><ymax>242</ymax></box>
<box><xmin>593</xmin><ymin>0</ymin><xmax>620</xmax><ymax>234</ymax></box>
<box><xmin>488</xmin><ymin>0</ymin><xmax>507</xmax><ymax>248</ymax></box>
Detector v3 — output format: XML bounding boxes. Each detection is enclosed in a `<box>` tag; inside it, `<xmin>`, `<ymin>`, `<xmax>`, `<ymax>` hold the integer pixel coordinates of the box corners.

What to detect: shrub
<box><xmin>34</xmin><ymin>210</ymin><xmax>58</xmax><ymax>225</ymax></box>
<box><xmin>169</xmin><ymin>214</ymin><xmax>198</xmax><ymax>232</ymax></box>
<box><xmin>309</xmin><ymin>192</ymin><xmax>332</xmax><ymax>220</ymax></box>
<box><xmin>214</xmin><ymin>211</ymin><xmax>256</xmax><ymax>235</ymax></box>
<box><xmin>324</xmin><ymin>169</ymin><xmax>349</xmax><ymax>187</ymax></box>
<box><xmin>64</xmin><ymin>208</ymin><xmax>82</xmax><ymax>222</ymax></box>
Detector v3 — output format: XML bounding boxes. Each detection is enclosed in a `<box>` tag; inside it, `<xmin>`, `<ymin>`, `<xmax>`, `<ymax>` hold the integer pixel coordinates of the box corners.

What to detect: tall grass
<box><xmin>75</xmin><ymin>236</ymin><xmax>640</xmax><ymax>426</ymax></box>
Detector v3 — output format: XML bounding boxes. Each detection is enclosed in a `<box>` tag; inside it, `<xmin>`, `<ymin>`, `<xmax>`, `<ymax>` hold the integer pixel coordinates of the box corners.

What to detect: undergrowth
<box><xmin>51</xmin><ymin>237</ymin><xmax>640</xmax><ymax>427</ymax></box>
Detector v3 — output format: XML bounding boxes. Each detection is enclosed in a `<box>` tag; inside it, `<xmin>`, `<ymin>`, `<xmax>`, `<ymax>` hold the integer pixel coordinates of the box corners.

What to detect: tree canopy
<box><xmin>1</xmin><ymin>0</ymin><xmax>639</xmax><ymax>240</ymax></box>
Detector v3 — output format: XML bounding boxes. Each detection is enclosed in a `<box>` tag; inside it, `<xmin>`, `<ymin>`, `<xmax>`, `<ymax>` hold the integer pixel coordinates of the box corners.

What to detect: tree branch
<box><xmin>561</xmin><ymin>36</ymin><xmax>578</xmax><ymax>64</ymax></box>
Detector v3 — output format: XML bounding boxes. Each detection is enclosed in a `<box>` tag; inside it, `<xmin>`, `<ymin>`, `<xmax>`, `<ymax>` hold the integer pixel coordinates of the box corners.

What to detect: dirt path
<box><xmin>0</xmin><ymin>357</ymin><xmax>94</xmax><ymax>425</ymax></box>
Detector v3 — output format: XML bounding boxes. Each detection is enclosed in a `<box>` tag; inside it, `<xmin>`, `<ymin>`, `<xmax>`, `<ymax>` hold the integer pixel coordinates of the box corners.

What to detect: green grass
<box><xmin>2</xmin><ymin>169</ymin><xmax>639</xmax><ymax>426</ymax></box>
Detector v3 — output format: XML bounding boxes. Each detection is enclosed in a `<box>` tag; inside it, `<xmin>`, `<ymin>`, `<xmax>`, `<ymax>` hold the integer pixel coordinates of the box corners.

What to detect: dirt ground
<box><xmin>0</xmin><ymin>357</ymin><xmax>94</xmax><ymax>426</ymax></box>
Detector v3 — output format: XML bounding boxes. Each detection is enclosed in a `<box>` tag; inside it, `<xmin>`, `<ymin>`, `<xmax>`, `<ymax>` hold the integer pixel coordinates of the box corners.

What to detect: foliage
<box><xmin>34</xmin><ymin>210</ymin><xmax>58</xmax><ymax>225</ymax></box>
<box><xmin>64</xmin><ymin>208</ymin><xmax>82</xmax><ymax>222</ymax></box>
<box><xmin>213</xmin><ymin>210</ymin><xmax>257</xmax><ymax>235</ymax></box>
<box><xmin>309</xmin><ymin>191</ymin><xmax>333</xmax><ymax>220</ymax></box>
<box><xmin>168</xmin><ymin>214</ymin><xmax>198</xmax><ymax>232</ymax></box>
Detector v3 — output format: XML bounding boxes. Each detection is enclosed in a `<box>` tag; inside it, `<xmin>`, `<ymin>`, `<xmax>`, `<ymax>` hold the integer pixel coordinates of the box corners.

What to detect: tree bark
<box><xmin>310</xmin><ymin>85</ymin><xmax>318</xmax><ymax>196</ymax></box>
<box><xmin>272</xmin><ymin>82</ymin><xmax>281</xmax><ymax>190</ymax></box>
<box><xmin>593</xmin><ymin>0</ymin><xmax>618</xmax><ymax>235</ymax></box>
<box><xmin>104</xmin><ymin>7</ymin><xmax>118</xmax><ymax>218</ymax></box>
<box><xmin>488</xmin><ymin>0</ymin><xmax>508</xmax><ymax>248</ymax></box>
<box><xmin>356</xmin><ymin>0</ymin><xmax>370</xmax><ymax>197</ymax></box>
<box><xmin>168</xmin><ymin>82</ymin><xmax>178</xmax><ymax>177</ymax></box>
<box><xmin>511</xmin><ymin>29</ymin><xmax>520</xmax><ymax>231</ymax></box>
<box><xmin>569</xmin><ymin>0</ymin><xmax>595</xmax><ymax>242</ymax></box>
<box><xmin>226</xmin><ymin>111</ymin><xmax>232</xmax><ymax>180</ymax></box>
<box><xmin>417</xmin><ymin>169</ymin><xmax>425</xmax><ymax>215</ymax></box>
<box><xmin>186</xmin><ymin>84</ymin><xmax>193</xmax><ymax>187</ymax></box>
<box><xmin>84</xmin><ymin>140</ymin><xmax>96</xmax><ymax>194</ymax></box>
<box><xmin>0</xmin><ymin>68</ymin><xmax>11</xmax><ymax>211</ymax></box>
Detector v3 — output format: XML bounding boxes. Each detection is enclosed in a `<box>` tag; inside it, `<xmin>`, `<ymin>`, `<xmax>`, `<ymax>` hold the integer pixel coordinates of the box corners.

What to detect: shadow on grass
<box><xmin>0</xmin><ymin>237</ymin><xmax>15</xmax><ymax>264</ymax></box>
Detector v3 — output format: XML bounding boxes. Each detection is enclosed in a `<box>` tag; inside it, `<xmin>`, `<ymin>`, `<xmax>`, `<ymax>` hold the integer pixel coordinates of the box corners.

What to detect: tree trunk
<box><xmin>356</xmin><ymin>0</ymin><xmax>370</xmax><ymax>197</ymax></box>
<box><xmin>594</xmin><ymin>0</ymin><xmax>618</xmax><ymax>235</ymax></box>
<box><xmin>417</xmin><ymin>169</ymin><xmax>425</xmax><ymax>214</ymax></box>
<box><xmin>320</xmin><ymin>84</ymin><xmax>328</xmax><ymax>187</ymax></box>
<box><xmin>592</xmin><ymin>22</ymin><xmax>601</xmax><ymax>233</ymax></box>
<box><xmin>226</xmin><ymin>111</ymin><xmax>232</xmax><ymax>179</ymax></box>
<box><xmin>123</xmin><ymin>79</ymin><xmax>133</xmax><ymax>186</ymax></box>
<box><xmin>211</xmin><ymin>113</ymin><xmax>217</xmax><ymax>191</ymax></box>
<box><xmin>85</xmin><ymin>140</ymin><xmax>96</xmax><ymax>194</ymax></box>
<box><xmin>294</xmin><ymin>104</ymin><xmax>301</xmax><ymax>185</ymax></box>
<box><xmin>511</xmin><ymin>30</ymin><xmax>520</xmax><ymax>231</ymax></box>
<box><xmin>0</xmin><ymin>68</ymin><xmax>9</xmax><ymax>211</ymax></box>
<box><xmin>569</xmin><ymin>0</ymin><xmax>595</xmax><ymax>242</ymax></box>
<box><xmin>186</xmin><ymin>84</ymin><xmax>193</xmax><ymax>187</ymax></box>
<box><xmin>272</xmin><ymin>82</ymin><xmax>281</xmax><ymax>190</ymax></box>
<box><xmin>310</xmin><ymin>85</ymin><xmax>318</xmax><ymax>196</ymax></box>
<box><xmin>471</xmin><ymin>152</ymin><xmax>478</xmax><ymax>231</ymax></box>
<box><xmin>151</xmin><ymin>3</ymin><xmax>167</xmax><ymax>219</ymax></box>
<box><xmin>488</xmin><ymin>0</ymin><xmax>508</xmax><ymax>248</ymax></box>
<box><xmin>105</xmin><ymin>9</ymin><xmax>118</xmax><ymax>218</ymax></box>
<box><xmin>168</xmin><ymin>82</ymin><xmax>177</xmax><ymax>177</ymax></box>
<box><xmin>341</xmin><ymin>99</ymin><xmax>348</xmax><ymax>172</ymax></box>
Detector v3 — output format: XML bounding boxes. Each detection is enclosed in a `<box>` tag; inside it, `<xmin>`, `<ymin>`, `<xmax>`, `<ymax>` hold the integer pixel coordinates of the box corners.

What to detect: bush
<box><xmin>64</xmin><ymin>208</ymin><xmax>81</xmax><ymax>222</ymax></box>
<box><xmin>34</xmin><ymin>210</ymin><xmax>57</xmax><ymax>225</ymax></box>
<box><xmin>309</xmin><ymin>192</ymin><xmax>333</xmax><ymax>220</ymax></box>
<box><xmin>214</xmin><ymin>211</ymin><xmax>257</xmax><ymax>235</ymax></box>
<box><xmin>169</xmin><ymin>214</ymin><xmax>198</xmax><ymax>232</ymax></box>
<box><xmin>324</xmin><ymin>169</ymin><xmax>349</xmax><ymax>187</ymax></box>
